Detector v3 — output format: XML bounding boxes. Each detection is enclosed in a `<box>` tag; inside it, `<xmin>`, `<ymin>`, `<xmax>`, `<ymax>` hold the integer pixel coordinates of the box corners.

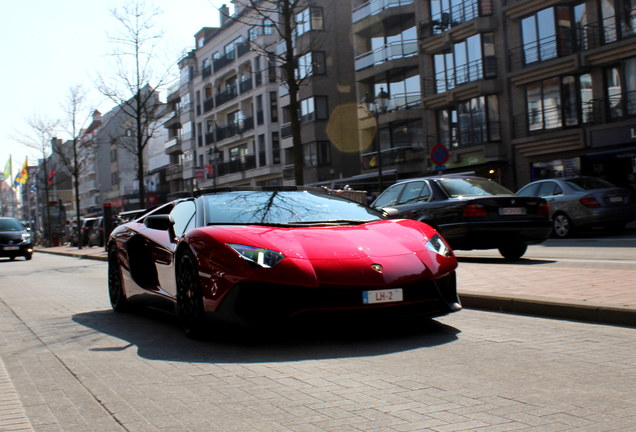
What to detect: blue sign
<box><xmin>435</xmin><ymin>164</ymin><xmax>446</xmax><ymax>172</ymax></box>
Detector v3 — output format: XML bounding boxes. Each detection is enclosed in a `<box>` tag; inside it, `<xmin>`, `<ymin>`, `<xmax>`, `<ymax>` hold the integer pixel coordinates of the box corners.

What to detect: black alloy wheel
<box><xmin>176</xmin><ymin>251</ymin><xmax>206</xmax><ymax>338</ymax></box>
<box><xmin>552</xmin><ymin>213</ymin><xmax>571</xmax><ymax>238</ymax></box>
<box><xmin>108</xmin><ymin>245</ymin><xmax>128</xmax><ymax>312</ymax></box>
<box><xmin>498</xmin><ymin>244</ymin><xmax>528</xmax><ymax>260</ymax></box>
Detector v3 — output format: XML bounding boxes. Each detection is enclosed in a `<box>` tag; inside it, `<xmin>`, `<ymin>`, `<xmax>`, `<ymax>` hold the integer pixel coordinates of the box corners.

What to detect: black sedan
<box><xmin>0</xmin><ymin>217</ymin><xmax>33</xmax><ymax>261</ymax></box>
<box><xmin>371</xmin><ymin>175</ymin><xmax>552</xmax><ymax>260</ymax></box>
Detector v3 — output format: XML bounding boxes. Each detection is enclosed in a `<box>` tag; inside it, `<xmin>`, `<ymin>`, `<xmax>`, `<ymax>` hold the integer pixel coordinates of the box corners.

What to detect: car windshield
<box><xmin>203</xmin><ymin>190</ymin><xmax>383</xmax><ymax>225</ymax></box>
<box><xmin>565</xmin><ymin>177</ymin><xmax>616</xmax><ymax>191</ymax></box>
<box><xmin>437</xmin><ymin>178</ymin><xmax>513</xmax><ymax>198</ymax></box>
<box><xmin>0</xmin><ymin>218</ymin><xmax>26</xmax><ymax>232</ymax></box>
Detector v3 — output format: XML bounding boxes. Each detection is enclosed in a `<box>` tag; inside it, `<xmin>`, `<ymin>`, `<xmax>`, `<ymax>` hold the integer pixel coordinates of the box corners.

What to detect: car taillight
<box><xmin>462</xmin><ymin>204</ymin><xmax>487</xmax><ymax>217</ymax></box>
<box><xmin>579</xmin><ymin>197</ymin><xmax>601</xmax><ymax>208</ymax></box>
<box><xmin>537</xmin><ymin>203</ymin><xmax>550</xmax><ymax>216</ymax></box>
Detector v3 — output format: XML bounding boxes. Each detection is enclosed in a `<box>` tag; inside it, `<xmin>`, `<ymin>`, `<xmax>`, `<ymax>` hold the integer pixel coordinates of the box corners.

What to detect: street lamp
<box><xmin>363</xmin><ymin>86</ymin><xmax>389</xmax><ymax>192</ymax></box>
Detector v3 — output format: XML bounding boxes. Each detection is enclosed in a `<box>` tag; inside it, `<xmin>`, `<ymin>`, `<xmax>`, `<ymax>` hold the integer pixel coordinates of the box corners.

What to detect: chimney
<box><xmin>219</xmin><ymin>4</ymin><xmax>229</xmax><ymax>26</ymax></box>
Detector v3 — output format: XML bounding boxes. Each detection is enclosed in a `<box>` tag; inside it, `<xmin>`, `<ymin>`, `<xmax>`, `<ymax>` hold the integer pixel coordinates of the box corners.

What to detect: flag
<box><xmin>19</xmin><ymin>158</ymin><xmax>28</xmax><ymax>184</ymax></box>
<box><xmin>14</xmin><ymin>158</ymin><xmax>28</xmax><ymax>186</ymax></box>
<box><xmin>48</xmin><ymin>168</ymin><xmax>56</xmax><ymax>185</ymax></box>
<box><xmin>2</xmin><ymin>156</ymin><xmax>10</xmax><ymax>182</ymax></box>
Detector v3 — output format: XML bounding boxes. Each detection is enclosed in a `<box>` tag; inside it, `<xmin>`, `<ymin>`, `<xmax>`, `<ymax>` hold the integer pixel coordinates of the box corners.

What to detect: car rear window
<box><xmin>565</xmin><ymin>177</ymin><xmax>615</xmax><ymax>191</ymax></box>
<box><xmin>437</xmin><ymin>178</ymin><xmax>513</xmax><ymax>198</ymax></box>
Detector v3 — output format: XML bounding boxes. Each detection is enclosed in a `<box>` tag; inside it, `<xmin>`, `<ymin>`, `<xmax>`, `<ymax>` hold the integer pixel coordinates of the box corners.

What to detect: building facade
<box><xmin>352</xmin><ymin>0</ymin><xmax>636</xmax><ymax>192</ymax></box>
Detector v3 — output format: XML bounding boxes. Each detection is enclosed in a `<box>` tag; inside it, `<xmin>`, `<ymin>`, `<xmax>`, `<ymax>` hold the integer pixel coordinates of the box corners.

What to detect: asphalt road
<box><xmin>1</xmin><ymin>253</ymin><xmax>636</xmax><ymax>431</ymax></box>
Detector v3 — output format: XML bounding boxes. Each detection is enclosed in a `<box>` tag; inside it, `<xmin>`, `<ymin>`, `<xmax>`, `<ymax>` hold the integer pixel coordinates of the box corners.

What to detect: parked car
<box><xmin>516</xmin><ymin>176</ymin><xmax>636</xmax><ymax>238</ymax></box>
<box><xmin>80</xmin><ymin>217</ymin><xmax>99</xmax><ymax>246</ymax></box>
<box><xmin>87</xmin><ymin>217</ymin><xmax>104</xmax><ymax>247</ymax></box>
<box><xmin>0</xmin><ymin>217</ymin><xmax>33</xmax><ymax>261</ymax></box>
<box><xmin>107</xmin><ymin>187</ymin><xmax>461</xmax><ymax>337</ymax></box>
<box><xmin>371</xmin><ymin>175</ymin><xmax>552</xmax><ymax>260</ymax></box>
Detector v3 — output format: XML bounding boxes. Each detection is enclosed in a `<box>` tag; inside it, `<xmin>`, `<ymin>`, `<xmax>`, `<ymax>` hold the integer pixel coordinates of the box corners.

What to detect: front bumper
<box><xmin>213</xmin><ymin>272</ymin><xmax>460</xmax><ymax>324</ymax></box>
<box><xmin>0</xmin><ymin>242</ymin><xmax>33</xmax><ymax>257</ymax></box>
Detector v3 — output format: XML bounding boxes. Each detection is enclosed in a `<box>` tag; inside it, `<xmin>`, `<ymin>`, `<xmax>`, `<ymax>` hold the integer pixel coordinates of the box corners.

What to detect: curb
<box><xmin>35</xmin><ymin>249</ymin><xmax>107</xmax><ymax>262</ymax></box>
<box><xmin>460</xmin><ymin>291</ymin><xmax>636</xmax><ymax>328</ymax></box>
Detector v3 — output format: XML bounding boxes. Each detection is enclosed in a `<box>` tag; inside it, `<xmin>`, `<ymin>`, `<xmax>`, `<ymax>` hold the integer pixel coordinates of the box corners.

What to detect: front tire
<box><xmin>108</xmin><ymin>245</ymin><xmax>128</xmax><ymax>312</ymax></box>
<box><xmin>552</xmin><ymin>213</ymin><xmax>571</xmax><ymax>238</ymax></box>
<box><xmin>24</xmin><ymin>253</ymin><xmax>32</xmax><ymax>261</ymax></box>
<box><xmin>498</xmin><ymin>244</ymin><xmax>528</xmax><ymax>260</ymax></box>
<box><xmin>176</xmin><ymin>250</ymin><xmax>206</xmax><ymax>338</ymax></box>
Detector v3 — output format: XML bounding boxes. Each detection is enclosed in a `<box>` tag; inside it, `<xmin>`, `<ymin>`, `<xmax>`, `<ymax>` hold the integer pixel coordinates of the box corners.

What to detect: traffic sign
<box><xmin>430</xmin><ymin>144</ymin><xmax>450</xmax><ymax>165</ymax></box>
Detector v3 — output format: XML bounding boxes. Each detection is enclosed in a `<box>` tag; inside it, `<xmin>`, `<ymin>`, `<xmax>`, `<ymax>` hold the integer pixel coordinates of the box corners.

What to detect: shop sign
<box><xmin>590</xmin><ymin>125</ymin><xmax>636</xmax><ymax>147</ymax></box>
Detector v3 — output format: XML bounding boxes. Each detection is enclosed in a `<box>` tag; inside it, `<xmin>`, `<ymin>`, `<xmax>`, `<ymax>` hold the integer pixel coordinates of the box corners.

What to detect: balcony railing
<box><xmin>213</xmin><ymin>51</ymin><xmax>235</xmax><ymax>71</ymax></box>
<box><xmin>431</xmin><ymin>57</ymin><xmax>497</xmax><ymax>94</ymax></box>
<box><xmin>166</xmin><ymin>164</ymin><xmax>183</xmax><ymax>177</ymax></box>
<box><xmin>215</xmin><ymin>116</ymin><xmax>255</xmax><ymax>142</ymax></box>
<box><xmin>352</xmin><ymin>0</ymin><xmax>414</xmax><ymax>23</ymax></box>
<box><xmin>215</xmin><ymin>87</ymin><xmax>238</xmax><ymax>106</ymax></box>
<box><xmin>508</xmin><ymin>15</ymin><xmax>636</xmax><ymax>72</ymax></box>
<box><xmin>201</xmin><ymin>65</ymin><xmax>212</xmax><ymax>79</ymax></box>
<box><xmin>203</xmin><ymin>98</ymin><xmax>214</xmax><ymax>113</ymax></box>
<box><xmin>205</xmin><ymin>132</ymin><xmax>215</xmax><ymax>145</ymax></box>
<box><xmin>281</xmin><ymin>122</ymin><xmax>292</xmax><ymax>138</ymax></box>
<box><xmin>355</xmin><ymin>40</ymin><xmax>418</xmax><ymax>71</ymax></box>
<box><xmin>216</xmin><ymin>155</ymin><xmax>257</xmax><ymax>176</ymax></box>
<box><xmin>239</xmin><ymin>77</ymin><xmax>253</xmax><ymax>94</ymax></box>
<box><xmin>360</xmin><ymin>145</ymin><xmax>427</xmax><ymax>170</ymax></box>
<box><xmin>164</xmin><ymin>137</ymin><xmax>181</xmax><ymax>154</ymax></box>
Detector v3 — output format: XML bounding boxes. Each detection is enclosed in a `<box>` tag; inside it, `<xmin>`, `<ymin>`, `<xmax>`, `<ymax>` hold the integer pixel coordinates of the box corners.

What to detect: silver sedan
<box><xmin>516</xmin><ymin>176</ymin><xmax>636</xmax><ymax>237</ymax></box>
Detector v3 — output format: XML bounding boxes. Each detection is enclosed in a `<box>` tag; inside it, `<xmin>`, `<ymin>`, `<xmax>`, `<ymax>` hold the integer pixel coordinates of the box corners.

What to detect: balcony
<box><xmin>419</xmin><ymin>0</ymin><xmax>488</xmax><ymax>38</ymax></box>
<box><xmin>205</xmin><ymin>132</ymin><xmax>215</xmax><ymax>145</ymax></box>
<box><xmin>203</xmin><ymin>98</ymin><xmax>214</xmax><ymax>113</ymax></box>
<box><xmin>216</xmin><ymin>155</ymin><xmax>257</xmax><ymax>176</ymax></box>
<box><xmin>352</xmin><ymin>0</ymin><xmax>414</xmax><ymax>23</ymax></box>
<box><xmin>239</xmin><ymin>77</ymin><xmax>253</xmax><ymax>94</ymax></box>
<box><xmin>166</xmin><ymin>163</ymin><xmax>183</xmax><ymax>179</ymax></box>
<box><xmin>215</xmin><ymin>87</ymin><xmax>238</xmax><ymax>107</ymax></box>
<box><xmin>355</xmin><ymin>40</ymin><xmax>418</xmax><ymax>71</ymax></box>
<box><xmin>213</xmin><ymin>51</ymin><xmax>235</xmax><ymax>71</ymax></box>
<box><xmin>202</xmin><ymin>65</ymin><xmax>212</xmax><ymax>79</ymax></box>
<box><xmin>215</xmin><ymin>116</ymin><xmax>255</xmax><ymax>142</ymax></box>
<box><xmin>429</xmin><ymin>57</ymin><xmax>497</xmax><ymax>95</ymax></box>
<box><xmin>281</xmin><ymin>122</ymin><xmax>292</xmax><ymax>138</ymax></box>
<box><xmin>164</xmin><ymin>137</ymin><xmax>181</xmax><ymax>155</ymax></box>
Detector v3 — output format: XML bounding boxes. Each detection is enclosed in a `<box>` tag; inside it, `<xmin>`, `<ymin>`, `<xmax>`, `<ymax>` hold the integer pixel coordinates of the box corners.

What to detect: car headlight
<box><xmin>425</xmin><ymin>234</ymin><xmax>452</xmax><ymax>258</ymax></box>
<box><xmin>22</xmin><ymin>233</ymin><xmax>32</xmax><ymax>242</ymax></box>
<box><xmin>226</xmin><ymin>243</ymin><xmax>285</xmax><ymax>268</ymax></box>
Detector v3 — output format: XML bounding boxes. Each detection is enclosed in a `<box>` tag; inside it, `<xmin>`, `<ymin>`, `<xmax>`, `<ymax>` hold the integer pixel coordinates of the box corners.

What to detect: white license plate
<box><xmin>2</xmin><ymin>246</ymin><xmax>20</xmax><ymax>251</ymax></box>
<box><xmin>499</xmin><ymin>207</ymin><xmax>526</xmax><ymax>215</ymax></box>
<box><xmin>609</xmin><ymin>196</ymin><xmax>623</xmax><ymax>203</ymax></box>
<box><xmin>362</xmin><ymin>288</ymin><xmax>403</xmax><ymax>305</ymax></box>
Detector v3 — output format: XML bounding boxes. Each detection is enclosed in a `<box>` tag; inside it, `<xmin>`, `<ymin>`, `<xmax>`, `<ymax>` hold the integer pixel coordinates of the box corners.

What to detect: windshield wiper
<box><xmin>289</xmin><ymin>219</ymin><xmax>373</xmax><ymax>226</ymax></box>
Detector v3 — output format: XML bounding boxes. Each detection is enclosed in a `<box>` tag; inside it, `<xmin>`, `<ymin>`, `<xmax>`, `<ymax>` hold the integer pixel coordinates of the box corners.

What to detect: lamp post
<box><xmin>363</xmin><ymin>87</ymin><xmax>389</xmax><ymax>192</ymax></box>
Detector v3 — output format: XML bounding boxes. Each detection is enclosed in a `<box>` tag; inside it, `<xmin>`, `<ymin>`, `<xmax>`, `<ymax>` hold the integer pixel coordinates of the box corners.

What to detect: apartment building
<box><xmin>352</xmin><ymin>0</ymin><xmax>636</xmax><ymax>192</ymax></box>
<box><xmin>168</xmin><ymin>1</ymin><xmax>357</xmax><ymax>190</ymax></box>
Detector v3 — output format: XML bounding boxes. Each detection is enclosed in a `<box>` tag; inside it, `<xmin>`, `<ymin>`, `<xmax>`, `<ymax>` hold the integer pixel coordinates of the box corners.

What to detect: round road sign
<box><xmin>430</xmin><ymin>144</ymin><xmax>450</xmax><ymax>165</ymax></box>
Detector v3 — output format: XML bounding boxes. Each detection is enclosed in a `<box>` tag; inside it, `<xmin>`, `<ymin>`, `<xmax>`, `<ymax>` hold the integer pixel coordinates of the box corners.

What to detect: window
<box><xmin>296</xmin><ymin>52</ymin><xmax>326</xmax><ymax>79</ymax></box>
<box><xmin>434</xmin><ymin>33</ymin><xmax>493</xmax><ymax>92</ymax></box>
<box><xmin>270</xmin><ymin>91</ymin><xmax>278</xmax><ymax>123</ymax></box>
<box><xmin>258</xmin><ymin>134</ymin><xmax>266</xmax><ymax>167</ymax></box>
<box><xmin>601</xmin><ymin>0</ymin><xmax>636</xmax><ymax>43</ymax></box>
<box><xmin>170</xmin><ymin>201</ymin><xmax>196</xmax><ymax>238</ymax></box>
<box><xmin>398</xmin><ymin>181</ymin><xmax>431</xmax><ymax>205</ymax></box>
<box><xmin>299</xmin><ymin>96</ymin><xmax>328</xmax><ymax>122</ymax></box>
<box><xmin>430</xmin><ymin>0</ymin><xmax>484</xmax><ymax>35</ymax></box>
<box><xmin>438</xmin><ymin>95</ymin><xmax>500</xmax><ymax>148</ymax></box>
<box><xmin>295</xmin><ymin>7</ymin><xmax>323</xmax><ymax>37</ymax></box>
<box><xmin>525</xmin><ymin>74</ymin><xmax>594</xmax><ymax>131</ymax></box>
<box><xmin>304</xmin><ymin>141</ymin><xmax>331</xmax><ymax>167</ymax></box>
<box><xmin>272</xmin><ymin>132</ymin><xmax>280</xmax><ymax>164</ymax></box>
<box><xmin>263</xmin><ymin>18</ymin><xmax>274</xmax><ymax>35</ymax></box>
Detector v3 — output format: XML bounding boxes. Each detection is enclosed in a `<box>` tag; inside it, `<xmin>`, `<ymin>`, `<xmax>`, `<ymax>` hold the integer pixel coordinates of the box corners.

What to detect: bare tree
<box><xmin>97</xmin><ymin>0</ymin><xmax>173</xmax><ymax>209</ymax></box>
<box><xmin>53</xmin><ymin>85</ymin><xmax>94</xmax><ymax>249</ymax></box>
<box><xmin>222</xmin><ymin>0</ymin><xmax>329</xmax><ymax>185</ymax></box>
<box><xmin>19</xmin><ymin>116</ymin><xmax>60</xmax><ymax>246</ymax></box>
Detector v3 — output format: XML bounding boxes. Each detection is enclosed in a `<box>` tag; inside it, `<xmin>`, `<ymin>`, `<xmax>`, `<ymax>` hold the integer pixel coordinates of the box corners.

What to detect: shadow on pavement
<box><xmin>72</xmin><ymin>308</ymin><xmax>460</xmax><ymax>363</ymax></box>
<box><xmin>457</xmin><ymin>257</ymin><xmax>557</xmax><ymax>265</ymax></box>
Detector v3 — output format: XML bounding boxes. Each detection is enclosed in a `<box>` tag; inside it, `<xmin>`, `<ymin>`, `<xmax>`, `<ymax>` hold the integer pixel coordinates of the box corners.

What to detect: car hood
<box><xmin>194</xmin><ymin>219</ymin><xmax>456</xmax><ymax>285</ymax></box>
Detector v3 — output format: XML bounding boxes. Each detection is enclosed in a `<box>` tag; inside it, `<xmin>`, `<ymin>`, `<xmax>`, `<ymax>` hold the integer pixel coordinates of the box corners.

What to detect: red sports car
<box><xmin>107</xmin><ymin>187</ymin><xmax>460</xmax><ymax>337</ymax></box>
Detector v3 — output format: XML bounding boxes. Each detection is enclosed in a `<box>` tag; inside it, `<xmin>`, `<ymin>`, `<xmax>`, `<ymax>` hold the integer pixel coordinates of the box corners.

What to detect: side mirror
<box><xmin>382</xmin><ymin>207</ymin><xmax>400</xmax><ymax>218</ymax></box>
<box><xmin>144</xmin><ymin>214</ymin><xmax>174</xmax><ymax>231</ymax></box>
<box><xmin>144</xmin><ymin>214</ymin><xmax>177</xmax><ymax>243</ymax></box>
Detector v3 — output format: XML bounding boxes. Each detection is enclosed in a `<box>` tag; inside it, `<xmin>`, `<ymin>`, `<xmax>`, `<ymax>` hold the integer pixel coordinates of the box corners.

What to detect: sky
<box><xmin>0</xmin><ymin>0</ymin><xmax>227</xmax><ymax>181</ymax></box>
